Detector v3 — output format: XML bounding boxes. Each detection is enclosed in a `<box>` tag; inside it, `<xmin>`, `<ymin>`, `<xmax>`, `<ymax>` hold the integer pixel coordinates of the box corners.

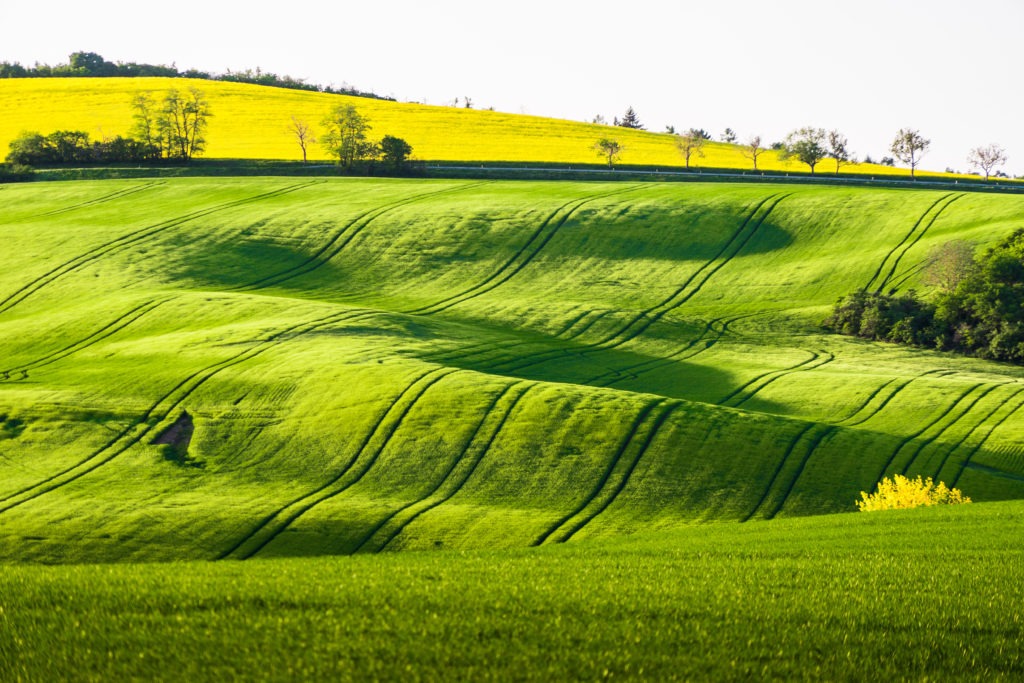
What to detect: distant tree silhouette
<box><xmin>617</xmin><ymin>107</ymin><xmax>644</xmax><ymax>130</ymax></box>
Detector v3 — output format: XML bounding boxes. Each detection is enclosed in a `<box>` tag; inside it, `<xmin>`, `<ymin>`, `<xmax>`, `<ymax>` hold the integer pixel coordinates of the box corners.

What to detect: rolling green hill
<box><xmin>1</xmin><ymin>178</ymin><xmax>1024</xmax><ymax>565</ymax></box>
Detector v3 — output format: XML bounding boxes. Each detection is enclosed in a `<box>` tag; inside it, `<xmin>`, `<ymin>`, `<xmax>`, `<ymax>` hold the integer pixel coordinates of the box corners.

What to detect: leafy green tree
<box><xmin>720</xmin><ymin>127</ymin><xmax>737</xmax><ymax>143</ymax></box>
<box><xmin>160</xmin><ymin>88</ymin><xmax>211</xmax><ymax>161</ymax></box>
<box><xmin>321</xmin><ymin>104</ymin><xmax>372</xmax><ymax>168</ymax></box>
<box><xmin>130</xmin><ymin>92</ymin><xmax>164</xmax><ymax>159</ymax></box>
<box><xmin>782</xmin><ymin>127</ymin><xmax>828</xmax><ymax>174</ymax></box>
<box><xmin>890</xmin><ymin>128</ymin><xmax>930</xmax><ymax>179</ymax></box>
<box><xmin>593</xmin><ymin>138</ymin><xmax>623</xmax><ymax>168</ymax></box>
<box><xmin>380</xmin><ymin>135</ymin><xmax>413</xmax><ymax>169</ymax></box>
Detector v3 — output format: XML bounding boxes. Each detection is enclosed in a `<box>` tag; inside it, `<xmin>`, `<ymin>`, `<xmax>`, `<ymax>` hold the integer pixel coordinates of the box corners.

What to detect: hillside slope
<box><xmin>1</xmin><ymin>178</ymin><xmax>1023</xmax><ymax>563</ymax></box>
<box><xmin>0</xmin><ymin>77</ymin><xmax>951</xmax><ymax>177</ymax></box>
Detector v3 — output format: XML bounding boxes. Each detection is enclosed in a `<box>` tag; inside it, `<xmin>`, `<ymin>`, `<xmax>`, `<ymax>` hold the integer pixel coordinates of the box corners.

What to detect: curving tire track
<box><xmin>220</xmin><ymin>367</ymin><xmax>459</xmax><ymax>560</ymax></box>
<box><xmin>719</xmin><ymin>350</ymin><xmax>834</xmax><ymax>408</ymax></box>
<box><xmin>761</xmin><ymin>425</ymin><xmax>837</xmax><ymax>520</ymax></box>
<box><xmin>533</xmin><ymin>399</ymin><xmax>671</xmax><ymax>546</ymax></box>
<box><xmin>24</xmin><ymin>182</ymin><xmax>166</xmax><ymax>220</ymax></box>
<box><xmin>928</xmin><ymin>384</ymin><xmax>1024</xmax><ymax>483</ymax></box>
<box><xmin>407</xmin><ymin>184</ymin><xmax>647</xmax><ymax>317</ymax></box>
<box><xmin>0</xmin><ymin>297</ymin><xmax>171</xmax><ymax>381</ymax></box>
<box><xmin>838</xmin><ymin>369</ymin><xmax>952</xmax><ymax>427</ymax></box>
<box><xmin>874</xmin><ymin>193</ymin><xmax>964</xmax><ymax>294</ymax></box>
<box><xmin>0</xmin><ymin>307</ymin><xmax>377</xmax><ymax>514</ymax></box>
<box><xmin>950</xmin><ymin>390</ymin><xmax>1024</xmax><ymax>488</ymax></box>
<box><xmin>897</xmin><ymin>381</ymin><xmax>1012</xmax><ymax>477</ymax></box>
<box><xmin>227</xmin><ymin>182</ymin><xmax>491</xmax><ymax>293</ymax></box>
<box><xmin>489</xmin><ymin>195</ymin><xmax>789</xmax><ymax>378</ymax></box>
<box><xmin>0</xmin><ymin>180</ymin><xmax>322</xmax><ymax>317</ymax></box>
<box><xmin>355</xmin><ymin>381</ymin><xmax>534</xmax><ymax>553</ymax></box>
<box><xmin>863</xmin><ymin>193</ymin><xmax>956</xmax><ymax>293</ymax></box>
<box><xmin>742</xmin><ymin>422</ymin><xmax>835</xmax><ymax>521</ymax></box>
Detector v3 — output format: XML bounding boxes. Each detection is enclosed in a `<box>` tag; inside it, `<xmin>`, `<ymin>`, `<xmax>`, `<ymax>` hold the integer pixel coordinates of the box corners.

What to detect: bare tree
<box><xmin>742</xmin><ymin>135</ymin><xmax>765</xmax><ymax>171</ymax></box>
<box><xmin>890</xmin><ymin>128</ymin><xmax>930</xmax><ymax>179</ymax></box>
<box><xmin>676</xmin><ymin>129</ymin><xmax>706</xmax><ymax>169</ymax></box>
<box><xmin>781</xmin><ymin>127</ymin><xmax>828</xmax><ymax>174</ymax></box>
<box><xmin>827</xmin><ymin>130</ymin><xmax>851</xmax><ymax>175</ymax></box>
<box><xmin>289</xmin><ymin>116</ymin><xmax>316</xmax><ymax>163</ymax></box>
<box><xmin>593</xmin><ymin>138</ymin><xmax>623</xmax><ymax>168</ymax></box>
<box><xmin>967</xmin><ymin>144</ymin><xmax>1007</xmax><ymax>180</ymax></box>
<box><xmin>923</xmin><ymin>240</ymin><xmax>975</xmax><ymax>293</ymax></box>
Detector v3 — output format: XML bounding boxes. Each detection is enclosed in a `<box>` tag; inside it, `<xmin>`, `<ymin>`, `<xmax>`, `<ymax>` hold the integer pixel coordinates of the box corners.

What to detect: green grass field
<box><xmin>2</xmin><ymin>501</ymin><xmax>1022</xmax><ymax>681</ymax></box>
<box><xmin>2</xmin><ymin>177</ymin><xmax>1023</xmax><ymax>565</ymax></box>
<box><xmin>2</xmin><ymin>176</ymin><xmax>1024</xmax><ymax>679</ymax></box>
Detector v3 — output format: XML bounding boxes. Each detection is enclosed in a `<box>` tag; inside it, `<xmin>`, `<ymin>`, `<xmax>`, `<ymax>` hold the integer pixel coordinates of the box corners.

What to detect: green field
<box><xmin>2</xmin><ymin>177</ymin><xmax>1024</xmax><ymax>568</ymax></box>
<box><xmin>2</xmin><ymin>502</ymin><xmax>1022</xmax><ymax>681</ymax></box>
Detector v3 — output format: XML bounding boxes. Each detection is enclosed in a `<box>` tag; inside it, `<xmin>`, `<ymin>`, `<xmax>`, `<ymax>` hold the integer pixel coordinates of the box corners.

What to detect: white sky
<box><xmin>4</xmin><ymin>0</ymin><xmax>1022</xmax><ymax>175</ymax></box>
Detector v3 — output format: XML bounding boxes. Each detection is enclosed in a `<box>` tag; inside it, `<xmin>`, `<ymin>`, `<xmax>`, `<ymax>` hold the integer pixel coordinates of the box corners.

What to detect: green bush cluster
<box><xmin>825</xmin><ymin>228</ymin><xmax>1024</xmax><ymax>362</ymax></box>
<box><xmin>6</xmin><ymin>130</ymin><xmax>159</xmax><ymax>166</ymax></box>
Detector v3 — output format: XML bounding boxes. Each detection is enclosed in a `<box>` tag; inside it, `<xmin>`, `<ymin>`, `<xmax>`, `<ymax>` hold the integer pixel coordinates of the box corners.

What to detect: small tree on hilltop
<box><xmin>742</xmin><ymin>135</ymin><xmax>765</xmax><ymax>171</ymax></box>
<box><xmin>617</xmin><ymin>106</ymin><xmax>644</xmax><ymax>130</ymax></box>
<box><xmin>720</xmin><ymin>127</ymin><xmax>737</xmax><ymax>143</ymax></box>
<box><xmin>782</xmin><ymin>127</ymin><xmax>828</xmax><ymax>174</ymax></box>
<box><xmin>129</xmin><ymin>92</ymin><xmax>163</xmax><ymax>159</ymax></box>
<box><xmin>890</xmin><ymin>128</ymin><xmax>930</xmax><ymax>179</ymax></box>
<box><xmin>827</xmin><ymin>129</ymin><xmax>851</xmax><ymax>175</ymax></box>
<box><xmin>321</xmin><ymin>104</ymin><xmax>371</xmax><ymax>168</ymax></box>
<box><xmin>159</xmin><ymin>87</ymin><xmax>211</xmax><ymax>162</ymax></box>
<box><xmin>593</xmin><ymin>138</ymin><xmax>623</xmax><ymax>168</ymax></box>
<box><xmin>967</xmin><ymin>143</ymin><xmax>1007</xmax><ymax>181</ymax></box>
<box><xmin>676</xmin><ymin>128</ymin><xmax>706</xmax><ymax>169</ymax></box>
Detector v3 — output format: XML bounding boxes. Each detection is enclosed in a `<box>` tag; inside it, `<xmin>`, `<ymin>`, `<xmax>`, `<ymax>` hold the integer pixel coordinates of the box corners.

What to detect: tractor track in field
<box><xmin>874</xmin><ymin>193</ymin><xmax>964</xmax><ymax>293</ymax></box>
<box><xmin>406</xmin><ymin>184</ymin><xmax>648</xmax><ymax>317</ymax></box>
<box><xmin>10</xmin><ymin>182</ymin><xmax>167</xmax><ymax>223</ymax></box>
<box><xmin>220</xmin><ymin>367</ymin><xmax>459</xmax><ymax>560</ymax></box>
<box><xmin>0</xmin><ymin>297</ymin><xmax>171</xmax><ymax>382</ymax></box>
<box><xmin>0</xmin><ymin>308</ymin><xmax>377</xmax><ymax>514</ymax></box>
<box><xmin>719</xmin><ymin>350</ymin><xmax>835</xmax><ymax>408</ymax></box>
<box><xmin>951</xmin><ymin>391</ymin><xmax>1024</xmax><ymax>488</ymax></box>
<box><xmin>929</xmin><ymin>384</ymin><xmax>1024</xmax><ymax>483</ymax></box>
<box><xmin>0</xmin><ymin>180</ymin><xmax>322</xmax><ymax>317</ymax></box>
<box><xmin>863</xmin><ymin>193</ymin><xmax>962</xmax><ymax>293</ymax></box>
<box><xmin>533</xmin><ymin>399</ymin><xmax>674</xmax><ymax>546</ymax></box>
<box><xmin>897</xmin><ymin>381</ymin><xmax>1013</xmax><ymax>477</ymax></box>
<box><xmin>837</xmin><ymin>369</ymin><xmax>953</xmax><ymax>426</ymax></box>
<box><xmin>742</xmin><ymin>422</ymin><xmax>836</xmax><ymax>521</ymax></box>
<box><xmin>227</xmin><ymin>181</ymin><xmax>491</xmax><ymax>293</ymax></box>
<box><xmin>355</xmin><ymin>381</ymin><xmax>534</xmax><ymax>553</ymax></box>
<box><xmin>483</xmin><ymin>194</ymin><xmax>789</xmax><ymax>378</ymax></box>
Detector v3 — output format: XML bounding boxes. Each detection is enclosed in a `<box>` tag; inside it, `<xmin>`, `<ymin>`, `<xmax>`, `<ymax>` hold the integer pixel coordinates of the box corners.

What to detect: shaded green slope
<box><xmin>1</xmin><ymin>178</ymin><xmax>1023</xmax><ymax>563</ymax></box>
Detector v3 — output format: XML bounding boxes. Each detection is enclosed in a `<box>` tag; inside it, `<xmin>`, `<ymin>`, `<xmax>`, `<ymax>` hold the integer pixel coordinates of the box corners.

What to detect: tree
<box><xmin>617</xmin><ymin>107</ymin><xmax>644</xmax><ymax>130</ymax></box>
<box><xmin>129</xmin><ymin>92</ymin><xmax>163</xmax><ymax>159</ymax></box>
<box><xmin>741</xmin><ymin>135</ymin><xmax>765</xmax><ymax>171</ymax></box>
<box><xmin>289</xmin><ymin>116</ymin><xmax>316</xmax><ymax>163</ymax></box>
<box><xmin>890</xmin><ymin>128</ymin><xmax>930</xmax><ymax>179</ymax></box>
<box><xmin>923</xmin><ymin>240</ymin><xmax>976</xmax><ymax>293</ymax></box>
<box><xmin>321</xmin><ymin>104</ymin><xmax>372</xmax><ymax>168</ymax></box>
<box><xmin>159</xmin><ymin>88</ymin><xmax>211</xmax><ymax>161</ymax></box>
<box><xmin>781</xmin><ymin>127</ymin><xmax>828</xmax><ymax>174</ymax></box>
<box><xmin>593</xmin><ymin>138</ymin><xmax>623</xmax><ymax>168</ymax></box>
<box><xmin>827</xmin><ymin>130</ymin><xmax>850</xmax><ymax>175</ymax></box>
<box><xmin>675</xmin><ymin>129</ymin><xmax>706</xmax><ymax>169</ymax></box>
<box><xmin>967</xmin><ymin>144</ymin><xmax>1007</xmax><ymax>180</ymax></box>
<box><xmin>720</xmin><ymin>127</ymin><xmax>737</xmax><ymax>143</ymax></box>
<box><xmin>380</xmin><ymin>135</ymin><xmax>413</xmax><ymax>170</ymax></box>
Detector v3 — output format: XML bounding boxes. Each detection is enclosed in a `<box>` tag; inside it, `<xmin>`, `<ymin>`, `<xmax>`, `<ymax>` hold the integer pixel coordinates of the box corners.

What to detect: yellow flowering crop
<box><xmin>857</xmin><ymin>474</ymin><xmax>971</xmax><ymax>511</ymax></box>
<box><xmin>0</xmin><ymin>77</ymin><xmax>959</xmax><ymax>178</ymax></box>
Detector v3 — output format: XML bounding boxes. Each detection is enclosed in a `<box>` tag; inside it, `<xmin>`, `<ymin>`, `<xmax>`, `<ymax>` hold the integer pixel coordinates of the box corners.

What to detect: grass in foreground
<box><xmin>1</xmin><ymin>501</ymin><xmax>1022</xmax><ymax>681</ymax></box>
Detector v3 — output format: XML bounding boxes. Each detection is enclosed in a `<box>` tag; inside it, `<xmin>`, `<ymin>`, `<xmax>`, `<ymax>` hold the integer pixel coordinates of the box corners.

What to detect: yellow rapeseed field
<box><xmin>0</xmin><ymin>77</ymin><xmax>951</xmax><ymax>177</ymax></box>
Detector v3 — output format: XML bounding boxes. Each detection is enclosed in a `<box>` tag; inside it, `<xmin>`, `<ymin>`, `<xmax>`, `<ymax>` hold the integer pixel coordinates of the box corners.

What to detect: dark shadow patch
<box><xmin>0</xmin><ymin>414</ymin><xmax>26</xmax><ymax>440</ymax></box>
<box><xmin>151</xmin><ymin>411</ymin><xmax>202</xmax><ymax>467</ymax></box>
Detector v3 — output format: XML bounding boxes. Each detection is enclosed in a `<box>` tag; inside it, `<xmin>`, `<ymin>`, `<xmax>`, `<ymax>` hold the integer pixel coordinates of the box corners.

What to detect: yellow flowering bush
<box><xmin>857</xmin><ymin>474</ymin><xmax>971</xmax><ymax>511</ymax></box>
